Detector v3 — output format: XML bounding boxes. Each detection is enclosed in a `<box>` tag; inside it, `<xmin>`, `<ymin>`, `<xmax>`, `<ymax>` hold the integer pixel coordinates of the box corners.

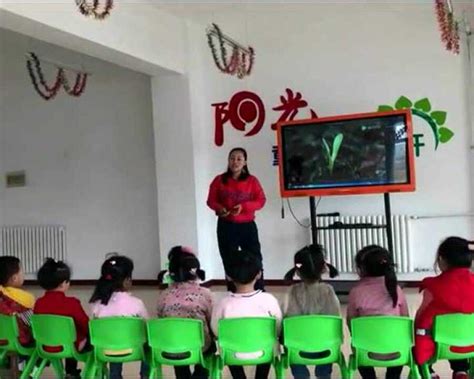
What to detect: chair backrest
<box><xmin>217</xmin><ymin>317</ymin><xmax>277</xmax><ymax>366</ymax></box>
<box><xmin>283</xmin><ymin>315</ymin><xmax>343</xmax><ymax>365</ymax></box>
<box><xmin>31</xmin><ymin>314</ymin><xmax>77</xmax><ymax>359</ymax></box>
<box><xmin>433</xmin><ymin>313</ymin><xmax>474</xmax><ymax>360</ymax></box>
<box><xmin>147</xmin><ymin>318</ymin><xmax>204</xmax><ymax>366</ymax></box>
<box><xmin>351</xmin><ymin>316</ymin><xmax>414</xmax><ymax>367</ymax></box>
<box><xmin>0</xmin><ymin>315</ymin><xmax>20</xmax><ymax>352</ymax></box>
<box><xmin>89</xmin><ymin>317</ymin><xmax>146</xmax><ymax>363</ymax></box>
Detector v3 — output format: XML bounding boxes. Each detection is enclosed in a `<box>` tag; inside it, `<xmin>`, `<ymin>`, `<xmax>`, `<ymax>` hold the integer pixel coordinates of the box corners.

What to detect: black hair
<box><xmin>0</xmin><ymin>256</ymin><xmax>21</xmax><ymax>286</ymax></box>
<box><xmin>222</xmin><ymin>147</ymin><xmax>250</xmax><ymax>184</ymax></box>
<box><xmin>168</xmin><ymin>247</ymin><xmax>205</xmax><ymax>283</ymax></box>
<box><xmin>437</xmin><ymin>236</ymin><xmax>474</xmax><ymax>269</ymax></box>
<box><xmin>89</xmin><ymin>255</ymin><xmax>134</xmax><ymax>305</ymax></box>
<box><xmin>37</xmin><ymin>258</ymin><xmax>71</xmax><ymax>290</ymax></box>
<box><xmin>284</xmin><ymin>244</ymin><xmax>339</xmax><ymax>282</ymax></box>
<box><xmin>355</xmin><ymin>245</ymin><xmax>398</xmax><ymax>307</ymax></box>
<box><xmin>226</xmin><ymin>249</ymin><xmax>262</xmax><ymax>285</ymax></box>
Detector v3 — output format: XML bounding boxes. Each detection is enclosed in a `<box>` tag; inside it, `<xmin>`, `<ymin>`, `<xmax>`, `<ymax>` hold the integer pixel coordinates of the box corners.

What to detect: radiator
<box><xmin>316</xmin><ymin>215</ymin><xmax>412</xmax><ymax>273</ymax></box>
<box><xmin>1</xmin><ymin>225</ymin><xmax>67</xmax><ymax>274</ymax></box>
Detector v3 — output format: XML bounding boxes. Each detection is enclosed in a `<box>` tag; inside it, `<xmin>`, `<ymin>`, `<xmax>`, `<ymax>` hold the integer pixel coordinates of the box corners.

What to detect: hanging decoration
<box><xmin>75</xmin><ymin>0</ymin><xmax>113</xmax><ymax>20</ymax></box>
<box><xmin>26</xmin><ymin>52</ymin><xmax>88</xmax><ymax>101</ymax></box>
<box><xmin>206</xmin><ymin>23</ymin><xmax>255</xmax><ymax>79</ymax></box>
<box><xmin>434</xmin><ymin>0</ymin><xmax>460</xmax><ymax>54</ymax></box>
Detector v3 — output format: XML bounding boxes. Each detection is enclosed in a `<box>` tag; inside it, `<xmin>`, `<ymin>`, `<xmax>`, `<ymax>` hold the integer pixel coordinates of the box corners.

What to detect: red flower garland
<box><xmin>26</xmin><ymin>52</ymin><xmax>88</xmax><ymax>101</ymax></box>
<box><xmin>75</xmin><ymin>0</ymin><xmax>113</xmax><ymax>20</ymax></box>
<box><xmin>434</xmin><ymin>0</ymin><xmax>460</xmax><ymax>54</ymax></box>
<box><xmin>206</xmin><ymin>23</ymin><xmax>255</xmax><ymax>79</ymax></box>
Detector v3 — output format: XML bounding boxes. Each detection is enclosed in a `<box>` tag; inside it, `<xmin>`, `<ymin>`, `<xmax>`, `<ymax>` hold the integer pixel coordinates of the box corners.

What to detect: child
<box><xmin>415</xmin><ymin>237</ymin><xmax>474</xmax><ymax>379</ymax></box>
<box><xmin>283</xmin><ymin>244</ymin><xmax>340</xmax><ymax>379</ymax></box>
<box><xmin>90</xmin><ymin>255</ymin><xmax>149</xmax><ymax>379</ymax></box>
<box><xmin>347</xmin><ymin>245</ymin><xmax>408</xmax><ymax>379</ymax></box>
<box><xmin>34</xmin><ymin>258</ymin><xmax>89</xmax><ymax>379</ymax></box>
<box><xmin>211</xmin><ymin>249</ymin><xmax>282</xmax><ymax>379</ymax></box>
<box><xmin>0</xmin><ymin>256</ymin><xmax>35</xmax><ymax>346</ymax></box>
<box><xmin>156</xmin><ymin>246</ymin><xmax>213</xmax><ymax>379</ymax></box>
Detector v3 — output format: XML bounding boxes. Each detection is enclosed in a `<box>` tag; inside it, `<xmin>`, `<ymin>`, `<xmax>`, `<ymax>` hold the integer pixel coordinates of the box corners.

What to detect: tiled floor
<box><xmin>2</xmin><ymin>285</ymin><xmax>455</xmax><ymax>378</ymax></box>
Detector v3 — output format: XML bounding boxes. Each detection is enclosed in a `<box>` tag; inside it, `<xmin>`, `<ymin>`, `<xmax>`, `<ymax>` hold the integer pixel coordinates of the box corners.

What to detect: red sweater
<box><xmin>414</xmin><ymin>268</ymin><xmax>474</xmax><ymax>364</ymax></box>
<box><xmin>34</xmin><ymin>291</ymin><xmax>89</xmax><ymax>349</ymax></box>
<box><xmin>207</xmin><ymin>174</ymin><xmax>266</xmax><ymax>223</ymax></box>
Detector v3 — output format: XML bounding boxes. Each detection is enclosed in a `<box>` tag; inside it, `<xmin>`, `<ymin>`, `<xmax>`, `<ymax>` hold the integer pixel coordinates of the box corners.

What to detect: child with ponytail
<box><xmin>347</xmin><ymin>245</ymin><xmax>408</xmax><ymax>379</ymax></box>
<box><xmin>90</xmin><ymin>255</ymin><xmax>149</xmax><ymax>379</ymax></box>
<box><xmin>283</xmin><ymin>244</ymin><xmax>340</xmax><ymax>379</ymax></box>
<box><xmin>156</xmin><ymin>246</ymin><xmax>213</xmax><ymax>379</ymax></box>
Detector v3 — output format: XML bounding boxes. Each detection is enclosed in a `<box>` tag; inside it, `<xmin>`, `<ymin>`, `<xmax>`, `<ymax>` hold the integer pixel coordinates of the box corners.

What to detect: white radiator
<box><xmin>316</xmin><ymin>215</ymin><xmax>412</xmax><ymax>273</ymax></box>
<box><xmin>1</xmin><ymin>225</ymin><xmax>67</xmax><ymax>274</ymax></box>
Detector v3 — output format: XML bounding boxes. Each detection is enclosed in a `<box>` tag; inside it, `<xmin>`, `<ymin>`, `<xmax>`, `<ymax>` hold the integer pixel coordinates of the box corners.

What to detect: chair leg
<box><xmin>32</xmin><ymin>359</ymin><xmax>48</xmax><ymax>379</ymax></box>
<box><xmin>420</xmin><ymin>364</ymin><xmax>431</xmax><ymax>379</ymax></box>
<box><xmin>20</xmin><ymin>351</ymin><xmax>39</xmax><ymax>379</ymax></box>
<box><xmin>51</xmin><ymin>359</ymin><xmax>65</xmax><ymax>378</ymax></box>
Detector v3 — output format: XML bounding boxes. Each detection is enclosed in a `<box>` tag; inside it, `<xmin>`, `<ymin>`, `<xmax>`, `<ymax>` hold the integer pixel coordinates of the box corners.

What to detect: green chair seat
<box><xmin>348</xmin><ymin>316</ymin><xmax>420</xmax><ymax>379</ymax></box>
<box><xmin>0</xmin><ymin>314</ymin><xmax>36</xmax><ymax>379</ymax></box>
<box><xmin>420</xmin><ymin>313</ymin><xmax>474</xmax><ymax>379</ymax></box>
<box><xmin>214</xmin><ymin>317</ymin><xmax>279</xmax><ymax>379</ymax></box>
<box><xmin>30</xmin><ymin>314</ymin><xmax>91</xmax><ymax>379</ymax></box>
<box><xmin>146</xmin><ymin>318</ymin><xmax>214</xmax><ymax>379</ymax></box>
<box><xmin>279</xmin><ymin>315</ymin><xmax>347</xmax><ymax>379</ymax></box>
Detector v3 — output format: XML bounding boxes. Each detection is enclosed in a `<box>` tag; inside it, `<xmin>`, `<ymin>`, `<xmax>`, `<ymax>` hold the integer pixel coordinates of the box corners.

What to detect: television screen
<box><xmin>277</xmin><ymin>110</ymin><xmax>415</xmax><ymax>197</ymax></box>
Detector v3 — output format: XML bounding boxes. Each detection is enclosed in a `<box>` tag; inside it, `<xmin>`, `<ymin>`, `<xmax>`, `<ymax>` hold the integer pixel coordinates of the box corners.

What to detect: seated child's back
<box><xmin>0</xmin><ymin>256</ymin><xmax>35</xmax><ymax>345</ymax></box>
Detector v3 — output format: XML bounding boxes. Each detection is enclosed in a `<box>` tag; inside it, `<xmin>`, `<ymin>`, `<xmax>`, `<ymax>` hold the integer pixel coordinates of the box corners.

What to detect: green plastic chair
<box><xmin>0</xmin><ymin>314</ymin><xmax>36</xmax><ymax>379</ymax></box>
<box><xmin>348</xmin><ymin>316</ymin><xmax>420</xmax><ymax>379</ymax></box>
<box><xmin>85</xmin><ymin>317</ymin><xmax>147</xmax><ymax>379</ymax></box>
<box><xmin>146</xmin><ymin>318</ymin><xmax>214</xmax><ymax>379</ymax></box>
<box><xmin>420</xmin><ymin>313</ymin><xmax>474</xmax><ymax>379</ymax></box>
<box><xmin>214</xmin><ymin>317</ymin><xmax>279</xmax><ymax>379</ymax></box>
<box><xmin>278</xmin><ymin>315</ymin><xmax>347</xmax><ymax>379</ymax></box>
<box><xmin>30</xmin><ymin>314</ymin><xmax>91</xmax><ymax>379</ymax></box>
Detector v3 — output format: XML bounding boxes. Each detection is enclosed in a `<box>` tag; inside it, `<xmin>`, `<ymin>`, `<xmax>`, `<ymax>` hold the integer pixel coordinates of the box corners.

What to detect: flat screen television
<box><xmin>277</xmin><ymin>110</ymin><xmax>416</xmax><ymax>197</ymax></box>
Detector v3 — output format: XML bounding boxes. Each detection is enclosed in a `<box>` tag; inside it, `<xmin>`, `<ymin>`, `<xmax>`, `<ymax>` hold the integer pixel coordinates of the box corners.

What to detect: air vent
<box><xmin>6</xmin><ymin>171</ymin><xmax>26</xmax><ymax>188</ymax></box>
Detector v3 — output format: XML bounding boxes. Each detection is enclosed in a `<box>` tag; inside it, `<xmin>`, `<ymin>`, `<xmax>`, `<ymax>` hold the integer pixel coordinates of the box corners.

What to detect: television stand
<box><xmin>309</xmin><ymin>192</ymin><xmax>395</xmax><ymax>255</ymax></box>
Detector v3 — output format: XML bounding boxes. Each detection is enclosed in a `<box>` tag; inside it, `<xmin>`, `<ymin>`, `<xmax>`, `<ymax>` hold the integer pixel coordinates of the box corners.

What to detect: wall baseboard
<box><xmin>25</xmin><ymin>278</ymin><xmax>420</xmax><ymax>294</ymax></box>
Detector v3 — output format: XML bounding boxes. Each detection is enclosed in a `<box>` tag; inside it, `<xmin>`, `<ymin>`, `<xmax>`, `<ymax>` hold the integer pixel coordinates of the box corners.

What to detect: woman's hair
<box><xmin>168</xmin><ymin>246</ymin><xmax>205</xmax><ymax>283</ymax></box>
<box><xmin>37</xmin><ymin>258</ymin><xmax>71</xmax><ymax>290</ymax></box>
<box><xmin>222</xmin><ymin>147</ymin><xmax>250</xmax><ymax>184</ymax></box>
<box><xmin>437</xmin><ymin>236</ymin><xmax>474</xmax><ymax>269</ymax></box>
<box><xmin>0</xmin><ymin>256</ymin><xmax>21</xmax><ymax>286</ymax></box>
<box><xmin>226</xmin><ymin>249</ymin><xmax>262</xmax><ymax>285</ymax></box>
<box><xmin>89</xmin><ymin>255</ymin><xmax>134</xmax><ymax>305</ymax></box>
<box><xmin>355</xmin><ymin>245</ymin><xmax>398</xmax><ymax>307</ymax></box>
<box><xmin>284</xmin><ymin>244</ymin><xmax>339</xmax><ymax>282</ymax></box>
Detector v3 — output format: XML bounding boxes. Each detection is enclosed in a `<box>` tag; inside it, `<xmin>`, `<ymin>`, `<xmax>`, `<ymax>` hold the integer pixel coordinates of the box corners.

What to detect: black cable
<box><xmin>286</xmin><ymin>199</ymin><xmax>311</xmax><ymax>228</ymax></box>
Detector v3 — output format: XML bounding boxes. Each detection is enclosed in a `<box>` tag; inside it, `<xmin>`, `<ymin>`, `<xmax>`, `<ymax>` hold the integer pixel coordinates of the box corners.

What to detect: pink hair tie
<box><xmin>105</xmin><ymin>274</ymin><xmax>112</xmax><ymax>280</ymax></box>
<box><xmin>181</xmin><ymin>246</ymin><xmax>196</xmax><ymax>255</ymax></box>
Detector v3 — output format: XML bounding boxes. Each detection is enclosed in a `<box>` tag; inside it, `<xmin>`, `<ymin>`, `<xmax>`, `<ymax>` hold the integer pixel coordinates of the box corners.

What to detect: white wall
<box><xmin>179</xmin><ymin>3</ymin><xmax>473</xmax><ymax>280</ymax></box>
<box><xmin>0</xmin><ymin>28</ymin><xmax>159</xmax><ymax>279</ymax></box>
<box><xmin>0</xmin><ymin>2</ymin><xmax>185</xmax><ymax>75</ymax></box>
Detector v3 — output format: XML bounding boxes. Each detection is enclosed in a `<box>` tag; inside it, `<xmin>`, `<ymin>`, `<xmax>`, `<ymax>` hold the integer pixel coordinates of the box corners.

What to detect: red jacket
<box><xmin>0</xmin><ymin>292</ymin><xmax>33</xmax><ymax>346</ymax></box>
<box><xmin>414</xmin><ymin>268</ymin><xmax>474</xmax><ymax>364</ymax></box>
<box><xmin>207</xmin><ymin>174</ymin><xmax>266</xmax><ymax>223</ymax></box>
<box><xmin>34</xmin><ymin>291</ymin><xmax>89</xmax><ymax>349</ymax></box>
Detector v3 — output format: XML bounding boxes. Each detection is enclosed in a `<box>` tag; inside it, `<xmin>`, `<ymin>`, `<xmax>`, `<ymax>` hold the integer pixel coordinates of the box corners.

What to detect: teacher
<box><xmin>207</xmin><ymin>147</ymin><xmax>266</xmax><ymax>290</ymax></box>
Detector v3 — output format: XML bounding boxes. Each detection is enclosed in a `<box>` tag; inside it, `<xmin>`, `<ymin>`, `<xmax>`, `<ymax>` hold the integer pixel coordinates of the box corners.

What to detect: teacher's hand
<box><xmin>217</xmin><ymin>207</ymin><xmax>230</xmax><ymax>217</ymax></box>
<box><xmin>231</xmin><ymin>204</ymin><xmax>242</xmax><ymax>216</ymax></box>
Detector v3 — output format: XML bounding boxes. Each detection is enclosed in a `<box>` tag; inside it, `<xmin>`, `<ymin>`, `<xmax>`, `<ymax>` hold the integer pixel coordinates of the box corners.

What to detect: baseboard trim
<box><xmin>24</xmin><ymin>278</ymin><xmax>421</xmax><ymax>294</ymax></box>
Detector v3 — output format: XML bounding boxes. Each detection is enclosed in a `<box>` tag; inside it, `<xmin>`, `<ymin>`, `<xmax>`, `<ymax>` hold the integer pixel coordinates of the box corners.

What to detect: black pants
<box><xmin>217</xmin><ymin>219</ymin><xmax>264</xmax><ymax>291</ymax></box>
<box><xmin>228</xmin><ymin>363</ymin><xmax>271</xmax><ymax>379</ymax></box>
<box><xmin>174</xmin><ymin>364</ymin><xmax>208</xmax><ymax>379</ymax></box>
<box><xmin>358</xmin><ymin>366</ymin><xmax>403</xmax><ymax>379</ymax></box>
